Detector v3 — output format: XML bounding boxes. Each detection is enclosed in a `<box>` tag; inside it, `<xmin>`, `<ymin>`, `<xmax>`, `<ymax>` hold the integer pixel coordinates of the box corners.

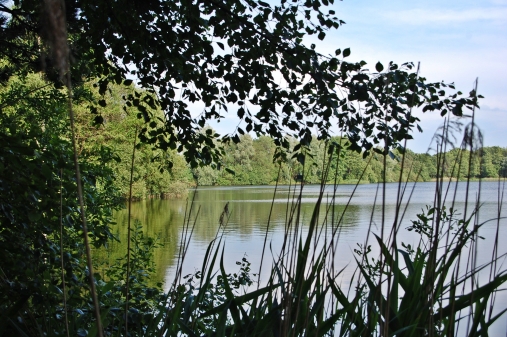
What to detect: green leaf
<box><xmin>237</xmin><ymin>107</ymin><xmax>245</xmax><ymax>119</ymax></box>
<box><xmin>343</xmin><ymin>48</ymin><xmax>351</xmax><ymax>57</ymax></box>
<box><xmin>375</xmin><ymin>61</ymin><xmax>384</xmax><ymax>72</ymax></box>
<box><xmin>93</xmin><ymin>115</ymin><xmax>104</xmax><ymax>125</ymax></box>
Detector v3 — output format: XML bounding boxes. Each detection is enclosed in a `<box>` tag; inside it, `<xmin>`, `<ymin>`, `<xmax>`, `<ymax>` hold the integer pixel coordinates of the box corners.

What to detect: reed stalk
<box><xmin>125</xmin><ymin>126</ymin><xmax>138</xmax><ymax>336</ymax></box>
<box><xmin>59</xmin><ymin>168</ymin><xmax>70</xmax><ymax>337</ymax></box>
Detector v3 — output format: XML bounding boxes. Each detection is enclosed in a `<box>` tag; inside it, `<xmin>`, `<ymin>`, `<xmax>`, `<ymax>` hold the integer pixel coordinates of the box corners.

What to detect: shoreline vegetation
<box><xmin>192</xmin><ymin>176</ymin><xmax>507</xmax><ymax>187</ymax></box>
<box><xmin>4</xmin><ymin>75</ymin><xmax>506</xmax><ymax>201</ymax></box>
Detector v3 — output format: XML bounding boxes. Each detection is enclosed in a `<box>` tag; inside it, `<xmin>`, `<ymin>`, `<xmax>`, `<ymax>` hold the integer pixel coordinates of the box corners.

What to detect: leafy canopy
<box><xmin>1</xmin><ymin>0</ymin><xmax>480</xmax><ymax>167</ymax></box>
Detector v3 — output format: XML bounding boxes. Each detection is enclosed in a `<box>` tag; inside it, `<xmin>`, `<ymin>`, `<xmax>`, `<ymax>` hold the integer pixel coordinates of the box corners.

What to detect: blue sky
<box><xmin>317</xmin><ymin>0</ymin><xmax>507</xmax><ymax>153</ymax></box>
<box><xmin>209</xmin><ymin>0</ymin><xmax>507</xmax><ymax>153</ymax></box>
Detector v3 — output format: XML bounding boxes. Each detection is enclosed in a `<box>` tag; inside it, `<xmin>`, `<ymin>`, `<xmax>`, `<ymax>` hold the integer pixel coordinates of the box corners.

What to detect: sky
<box><xmin>311</xmin><ymin>0</ymin><xmax>507</xmax><ymax>153</ymax></box>
<box><xmin>206</xmin><ymin>0</ymin><xmax>507</xmax><ymax>153</ymax></box>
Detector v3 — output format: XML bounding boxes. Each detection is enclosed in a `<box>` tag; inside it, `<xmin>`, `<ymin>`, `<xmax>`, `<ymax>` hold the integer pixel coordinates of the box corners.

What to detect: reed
<box><xmin>149</xmin><ymin>112</ymin><xmax>506</xmax><ymax>337</ymax></box>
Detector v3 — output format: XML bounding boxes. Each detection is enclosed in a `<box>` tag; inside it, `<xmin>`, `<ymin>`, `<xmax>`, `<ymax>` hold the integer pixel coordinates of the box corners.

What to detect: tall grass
<box><xmin>59</xmin><ymin>117</ymin><xmax>507</xmax><ymax>337</ymax></box>
<box><xmin>145</xmin><ymin>117</ymin><xmax>506</xmax><ymax>336</ymax></box>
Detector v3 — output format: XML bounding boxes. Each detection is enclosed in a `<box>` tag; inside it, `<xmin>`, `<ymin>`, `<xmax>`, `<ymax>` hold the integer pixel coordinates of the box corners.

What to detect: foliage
<box><xmin>480</xmin><ymin>146</ymin><xmax>507</xmax><ymax>178</ymax></box>
<box><xmin>342</xmin><ymin>206</ymin><xmax>507</xmax><ymax>336</ymax></box>
<box><xmin>95</xmin><ymin>223</ymin><xmax>165</xmax><ymax>337</ymax></box>
<box><xmin>0</xmin><ymin>73</ymin><xmax>121</xmax><ymax>336</ymax></box>
<box><xmin>169</xmin><ymin>256</ymin><xmax>256</xmax><ymax>335</ymax></box>
<box><xmin>0</xmin><ymin>72</ymin><xmax>188</xmax><ymax>336</ymax></box>
<box><xmin>75</xmin><ymin>81</ymin><xmax>193</xmax><ymax>199</ymax></box>
<box><xmin>1</xmin><ymin>0</ymin><xmax>480</xmax><ymax>168</ymax></box>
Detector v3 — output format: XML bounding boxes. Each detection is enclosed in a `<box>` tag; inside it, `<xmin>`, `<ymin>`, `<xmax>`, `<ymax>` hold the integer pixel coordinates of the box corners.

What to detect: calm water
<box><xmin>105</xmin><ymin>181</ymin><xmax>507</xmax><ymax>334</ymax></box>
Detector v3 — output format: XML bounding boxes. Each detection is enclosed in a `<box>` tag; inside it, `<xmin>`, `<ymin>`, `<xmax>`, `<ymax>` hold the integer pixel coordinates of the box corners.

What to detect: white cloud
<box><xmin>489</xmin><ymin>0</ymin><xmax>507</xmax><ymax>5</ymax></box>
<box><xmin>384</xmin><ymin>7</ymin><xmax>507</xmax><ymax>25</ymax></box>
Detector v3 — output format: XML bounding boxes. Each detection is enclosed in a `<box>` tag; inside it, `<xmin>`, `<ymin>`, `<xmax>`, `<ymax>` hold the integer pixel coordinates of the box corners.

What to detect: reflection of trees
<box><xmin>96</xmin><ymin>183</ymin><xmax>504</xmax><ymax>290</ymax></box>
<box><xmin>96</xmin><ymin>199</ymin><xmax>184</xmax><ymax>286</ymax></box>
<box><xmin>95</xmin><ymin>188</ymin><xmax>365</xmax><ymax>286</ymax></box>
<box><xmin>189</xmin><ymin>188</ymin><xmax>364</xmax><ymax>241</ymax></box>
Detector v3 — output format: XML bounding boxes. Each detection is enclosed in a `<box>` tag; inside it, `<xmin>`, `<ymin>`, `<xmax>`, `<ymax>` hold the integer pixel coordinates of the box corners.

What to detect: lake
<box><xmin>102</xmin><ymin>180</ymin><xmax>507</xmax><ymax>334</ymax></box>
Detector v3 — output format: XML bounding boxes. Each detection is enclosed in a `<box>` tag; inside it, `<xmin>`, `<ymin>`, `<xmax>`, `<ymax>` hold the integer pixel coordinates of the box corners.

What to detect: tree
<box><xmin>0</xmin><ymin>73</ymin><xmax>121</xmax><ymax>333</ymax></box>
<box><xmin>74</xmin><ymin>81</ymin><xmax>193</xmax><ymax>198</ymax></box>
<box><xmin>1</xmin><ymin>0</ymin><xmax>479</xmax><ymax>168</ymax></box>
<box><xmin>480</xmin><ymin>146</ymin><xmax>507</xmax><ymax>178</ymax></box>
<box><xmin>214</xmin><ymin>134</ymin><xmax>255</xmax><ymax>185</ymax></box>
<box><xmin>251</xmin><ymin>136</ymin><xmax>278</xmax><ymax>185</ymax></box>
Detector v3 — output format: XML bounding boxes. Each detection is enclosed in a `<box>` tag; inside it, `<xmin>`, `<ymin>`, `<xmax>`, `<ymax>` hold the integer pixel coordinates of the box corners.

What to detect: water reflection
<box><xmin>96</xmin><ymin>199</ymin><xmax>185</xmax><ymax>285</ymax></box>
<box><xmin>105</xmin><ymin>181</ymin><xmax>506</xmax><ymax>291</ymax></box>
<box><xmin>96</xmin><ymin>181</ymin><xmax>507</xmax><ymax>335</ymax></box>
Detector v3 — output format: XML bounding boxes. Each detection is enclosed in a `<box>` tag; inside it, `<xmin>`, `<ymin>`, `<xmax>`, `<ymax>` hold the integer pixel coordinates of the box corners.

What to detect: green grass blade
<box><xmin>435</xmin><ymin>272</ymin><xmax>507</xmax><ymax>319</ymax></box>
<box><xmin>475</xmin><ymin>307</ymin><xmax>507</xmax><ymax>336</ymax></box>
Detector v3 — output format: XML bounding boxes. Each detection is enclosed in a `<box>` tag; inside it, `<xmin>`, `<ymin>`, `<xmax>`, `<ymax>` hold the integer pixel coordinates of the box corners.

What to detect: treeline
<box><xmin>193</xmin><ymin>135</ymin><xmax>507</xmax><ymax>186</ymax></box>
<box><xmin>76</xmin><ymin>77</ymin><xmax>507</xmax><ymax>189</ymax></box>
